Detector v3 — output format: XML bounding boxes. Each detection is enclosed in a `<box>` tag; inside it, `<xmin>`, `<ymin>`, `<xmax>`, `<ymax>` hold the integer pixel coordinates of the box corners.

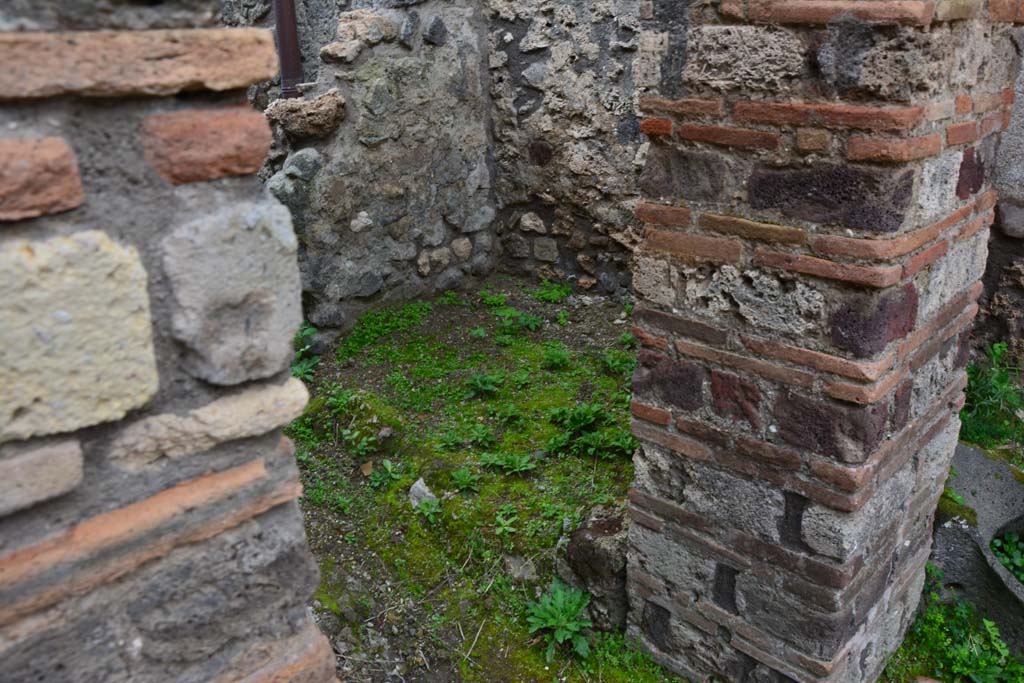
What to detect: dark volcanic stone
<box><xmin>773</xmin><ymin>391</ymin><xmax>888</xmax><ymax>463</ymax></box>
<box><xmin>829</xmin><ymin>283</ymin><xmax>918</xmax><ymax>358</ymax></box>
<box><xmin>747</xmin><ymin>163</ymin><xmax>915</xmax><ymax>233</ymax></box>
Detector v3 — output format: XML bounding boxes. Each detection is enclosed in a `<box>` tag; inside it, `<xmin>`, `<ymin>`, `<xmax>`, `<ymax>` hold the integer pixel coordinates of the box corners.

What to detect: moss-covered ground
<box><xmin>288</xmin><ymin>276</ymin><xmax>675</xmax><ymax>682</ymax></box>
<box><xmin>288</xmin><ymin>275</ymin><xmax>1021</xmax><ymax>682</ymax></box>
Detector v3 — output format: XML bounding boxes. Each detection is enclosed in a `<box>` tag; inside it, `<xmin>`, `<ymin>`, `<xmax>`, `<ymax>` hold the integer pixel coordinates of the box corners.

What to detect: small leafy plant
<box><xmin>489</xmin><ymin>405</ymin><xmax>525</xmax><ymax>426</ymax></box>
<box><xmin>291</xmin><ymin>322</ymin><xmax>320</xmax><ymax>382</ymax></box>
<box><xmin>601</xmin><ymin>349</ymin><xmax>637</xmax><ymax>378</ymax></box>
<box><xmin>533</xmin><ymin>279</ymin><xmax>572</xmax><ymax>303</ymax></box>
<box><xmin>541</xmin><ymin>342</ymin><xmax>572</xmax><ymax>371</ymax></box>
<box><xmin>992</xmin><ymin>531</ymin><xmax>1024</xmax><ymax>584</ymax></box>
<box><xmin>416</xmin><ymin>498</ymin><xmax>442</xmax><ymax>525</ymax></box>
<box><xmin>480</xmin><ymin>451</ymin><xmax>536</xmax><ymax>475</ymax></box>
<box><xmin>480</xmin><ymin>289</ymin><xmax>508</xmax><ymax>307</ymax></box>
<box><xmin>467</xmin><ymin>423</ymin><xmax>497</xmax><ymax>449</ymax></box>
<box><xmin>548</xmin><ymin>402</ymin><xmax>636</xmax><ymax>459</ymax></box>
<box><xmin>526</xmin><ymin>579</ymin><xmax>593</xmax><ymax>662</ymax></box>
<box><xmin>438</xmin><ymin>429</ymin><xmax>463</xmax><ymax>451</ymax></box>
<box><xmin>494</xmin><ymin>307</ymin><xmax>544</xmax><ymax>336</ymax></box>
<box><xmin>465</xmin><ymin>372</ymin><xmax>504</xmax><ymax>399</ymax></box>
<box><xmin>451</xmin><ymin>467</ymin><xmax>480</xmax><ymax>492</ymax></box>
<box><xmin>470</xmin><ymin>326</ymin><xmax>488</xmax><ymax>339</ymax></box>
<box><xmin>369</xmin><ymin>459</ymin><xmax>402</xmax><ymax>489</ymax></box>
<box><xmin>961</xmin><ymin>342</ymin><xmax>1024</xmax><ymax>459</ymax></box>
<box><xmin>494</xmin><ymin>504</ymin><xmax>518</xmax><ymax>543</ymax></box>
<box><xmin>340</xmin><ymin>426</ymin><xmax>378</xmax><ymax>457</ymax></box>
<box><xmin>438</xmin><ymin>290</ymin><xmax>466</xmax><ymax>306</ymax></box>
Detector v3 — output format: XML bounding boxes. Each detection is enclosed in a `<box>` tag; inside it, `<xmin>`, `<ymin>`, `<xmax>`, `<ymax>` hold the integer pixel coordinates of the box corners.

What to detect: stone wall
<box><xmin>626</xmin><ymin>2</ymin><xmax>1020</xmax><ymax>682</ymax></box>
<box><xmin>0</xmin><ymin>6</ymin><xmax>336</xmax><ymax>682</ymax></box>
<box><xmin>486</xmin><ymin>0</ymin><xmax>647</xmax><ymax>294</ymax></box>
<box><xmin>235</xmin><ymin>0</ymin><xmax>653</xmax><ymax>332</ymax></box>
<box><xmin>229</xmin><ymin>0</ymin><xmax>497</xmax><ymax>334</ymax></box>
<box><xmin>982</xmin><ymin>41</ymin><xmax>1024</xmax><ymax>360</ymax></box>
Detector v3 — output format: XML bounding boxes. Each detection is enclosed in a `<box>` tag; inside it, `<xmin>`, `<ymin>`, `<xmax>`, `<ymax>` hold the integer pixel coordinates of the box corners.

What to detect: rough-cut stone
<box><xmin>683</xmin><ymin>26</ymin><xmax>804</xmax><ymax>92</ymax></box>
<box><xmin>0</xmin><ymin>137</ymin><xmax>85</xmax><ymax>221</ymax></box>
<box><xmin>634</xmin><ymin>356</ymin><xmax>705</xmax><ymax>411</ymax></box>
<box><xmin>0</xmin><ymin>231</ymin><xmax>158</xmax><ymax>443</ymax></box>
<box><xmin>108</xmin><ymin>379</ymin><xmax>308</xmax><ymax>469</ymax></box>
<box><xmin>559</xmin><ymin>509</ymin><xmax>630</xmax><ymax>631</ymax></box>
<box><xmin>0</xmin><ymin>29</ymin><xmax>278</xmax><ymax>99</ymax></box>
<box><xmin>264</xmin><ymin>88</ymin><xmax>346</xmax><ymax>139</ymax></box>
<box><xmin>829</xmin><ymin>284</ymin><xmax>919</xmax><ymax>358</ymax></box>
<box><xmin>161</xmin><ymin>194</ymin><xmax>302</xmax><ymax>386</ymax></box>
<box><xmin>519</xmin><ymin>212</ymin><xmax>547</xmax><ymax>234</ymax></box>
<box><xmin>748</xmin><ymin>163</ymin><xmax>915</xmax><ymax>233</ymax></box>
<box><xmin>0</xmin><ymin>439</ymin><xmax>83</xmax><ymax>516</ymax></box>
<box><xmin>320</xmin><ymin>9</ymin><xmax>399</xmax><ymax>63</ymax></box>
<box><xmin>142</xmin><ymin>107</ymin><xmax>272</xmax><ymax>185</ymax></box>
<box><xmin>773</xmin><ymin>392</ymin><xmax>888</xmax><ymax>463</ymax></box>
<box><xmin>534</xmin><ymin>237</ymin><xmax>559</xmax><ymax>262</ymax></box>
<box><xmin>451</xmin><ymin>237</ymin><xmax>473</xmax><ymax>261</ymax></box>
<box><xmin>408</xmin><ymin>478</ymin><xmax>437</xmax><ymax>509</ymax></box>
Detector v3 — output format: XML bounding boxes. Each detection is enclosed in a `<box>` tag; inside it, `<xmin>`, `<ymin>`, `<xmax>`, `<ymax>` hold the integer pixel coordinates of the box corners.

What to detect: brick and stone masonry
<box><xmin>0</xmin><ymin>8</ymin><xmax>337</xmax><ymax>683</ymax></box>
<box><xmin>628</xmin><ymin>2</ymin><xmax>1021</xmax><ymax>682</ymax></box>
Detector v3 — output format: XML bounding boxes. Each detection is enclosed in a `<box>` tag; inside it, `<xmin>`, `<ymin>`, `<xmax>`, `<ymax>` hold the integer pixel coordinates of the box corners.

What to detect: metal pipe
<box><xmin>273</xmin><ymin>0</ymin><xmax>303</xmax><ymax>98</ymax></box>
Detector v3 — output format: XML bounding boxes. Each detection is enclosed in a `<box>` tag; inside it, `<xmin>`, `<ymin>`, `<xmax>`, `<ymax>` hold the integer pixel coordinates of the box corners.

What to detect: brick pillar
<box><xmin>627</xmin><ymin>3</ymin><xmax>1021</xmax><ymax>681</ymax></box>
<box><xmin>0</xmin><ymin>22</ymin><xmax>337</xmax><ymax>683</ymax></box>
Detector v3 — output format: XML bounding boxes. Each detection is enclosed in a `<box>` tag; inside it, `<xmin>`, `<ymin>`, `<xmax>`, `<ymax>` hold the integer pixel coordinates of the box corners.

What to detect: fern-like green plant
<box><xmin>526</xmin><ymin>579</ymin><xmax>593</xmax><ymax>662</ymax></box>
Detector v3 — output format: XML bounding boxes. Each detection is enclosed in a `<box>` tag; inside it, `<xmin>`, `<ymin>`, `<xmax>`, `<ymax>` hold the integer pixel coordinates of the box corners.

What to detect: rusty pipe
<box><xmin>273</xmin><ymin>0</ymin><xmax>303</xmax><ymax>98</ymax></box>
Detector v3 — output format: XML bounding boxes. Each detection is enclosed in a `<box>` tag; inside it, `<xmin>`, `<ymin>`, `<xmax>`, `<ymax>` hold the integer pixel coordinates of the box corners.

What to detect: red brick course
<box><xmin>0</xmin><ymin>137</ymin><xmax>85</xmax><ymax>221</ymax></box>
<box><xmin>740</xmin><ymin>335</ymin><xmax>895</xmax><ymax>382</ymax></box>
<box><xmin>0</xmin><ymin>458</ymin><xmax>300</xmax><ymax>626</ymax></box>
<box><xmin>0</xmin><ymin>29</ymin><xmax>278</xmax><ymax>99</ymax></box>
<box><xmin>142</xmin><ymin>107</ymin><xmax>272</xmax><ymax>185</ymax></box>
<box><xmin>846</xmin><ymin>133</ymin><xmax>943</xmax><ymax>162</ymax></box>
<box><xmin>643</xmin><ymin>228</ymin><xmax>743</xmax><ymax>264</ymax></box>
<box><xmin>640</xmin><ymin>117</ymin><xmax>673</xmax><ymax>136</ymax></box>
<box><xmin>698</xmin><ymin>213</ymin><xmax>807</xmax><ymax>245</ymax></box>
<box><xmin>753</xmin><ymin>248</ymin><xmax>903</xmax><ymax>288</ymax></box>
<box><xmin>722</xmin><ymin>0</ymin><xmax>936</xmax><ymax>23</ymax></box>
<box><xmin>677</xmin><ymin>124</ymin><xmax>781</xmax><ymax>150</ymax></box>
<box><xmin>675</xmin><ymin>339</ymin><xmax>816</xmax><ymax>387</ymax></box>
<box><xmin>636</xmin><ymin>201</ymin><xmax>692</xmax><ymax>227</ymax></box>
<box><xmin>946</xmin><ymin>121</ymin><xmax>979</xmax><ymax>145</ymax></box>
<box><xmin>639</xmin><ymin>97</ymin><xmax>725</xmax><ymax>117</ymax></box>
<box><xmin>733</xmin><ymin>102</ymin><xmax>925</xmax><ymax>131</ymax></box>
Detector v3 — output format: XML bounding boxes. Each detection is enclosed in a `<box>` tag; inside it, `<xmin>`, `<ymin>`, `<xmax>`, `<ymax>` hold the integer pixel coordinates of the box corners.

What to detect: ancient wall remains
<box><xmin>627</xmin><ymin>2</ymin><xmax>1020</xmax><ymax>681</ymax></box>
<box><xmin>0</xmin><ymin>4</ymin><xmax>336</xmax><ymax>681</ymax></box>
<box><xmin>982</xmin><ymin>48</ymin><xmax>1024</xmax><ymax>361</ymax></box>
<box><xmin>229</xmin><ymin>0</ymin><xmax>497</xmax><ymax>337</ymax></box>
<box><xmin>486</xmin><ymin>0</ymin><xmax>646</xmax><ymax>294</ymax></box>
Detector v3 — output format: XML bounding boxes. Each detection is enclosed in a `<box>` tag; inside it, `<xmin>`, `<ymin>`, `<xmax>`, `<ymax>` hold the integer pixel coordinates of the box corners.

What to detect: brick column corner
<box><xmin>627</xmin><ymin>2</ymin><xmax>1021</xmax><ymax>681</ymax></box>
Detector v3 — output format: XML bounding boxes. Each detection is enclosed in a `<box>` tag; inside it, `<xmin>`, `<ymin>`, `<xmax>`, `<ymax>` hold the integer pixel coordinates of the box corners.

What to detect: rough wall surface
<box><xmin>0</xmin><ymin>6</ymin><xmax>336</xmax><ymax>682</ymax></box>
<box><xmin>229</xmin><ymin>0</ymin><xmax>497</xmax><ymax>333</ymax></box>
<box><xmin>983</xmin><ymin>48</ymin><xmax>1024</xmax><ymax>360</ymax></box>
<box><xmin>230</xmin><ymin>0</ymin><xmax>652</xmax><ymax>333</ymax></box>
<box><xmin>627</xmin><ymin>3</ymin><xmax>1020</xmax><ymax>682</ymax></box>
<box><xmin>485</xmin><ymin>0</ymin><xmax>646</xmax><ymax>293</ymax></box>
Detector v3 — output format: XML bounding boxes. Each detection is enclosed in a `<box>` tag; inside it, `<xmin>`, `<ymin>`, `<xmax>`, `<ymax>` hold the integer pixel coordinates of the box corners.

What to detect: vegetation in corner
<box><xmin>285</xmin><ymin>277</ymin><xmax>673</xmax><ymax>682</ymax></box>
<box><xmin>883</xmin><ymin>565</ymin><xmax>1024</xmax><ymax>683</ymax></box>
<box><xmin>961</xmin><ymin>342</ymin><xmax>1024</xmax><ymax>469</ymax></box>
<box><xmin>991</xmin><ymin>532</ymin><xmax>1024</xmax><ymax>585</ymax></box>
<box><xmin>291</xmin><ymin>322</ymin><xmax>320</xmax><ymax>382</ymax></box>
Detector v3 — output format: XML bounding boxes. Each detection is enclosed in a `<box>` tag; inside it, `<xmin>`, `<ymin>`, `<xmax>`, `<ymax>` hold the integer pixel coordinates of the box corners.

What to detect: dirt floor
<box><xmin>288</xmin><ymin>274</ymin><xmax>673</xmax><ymax>682</ymax></box>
